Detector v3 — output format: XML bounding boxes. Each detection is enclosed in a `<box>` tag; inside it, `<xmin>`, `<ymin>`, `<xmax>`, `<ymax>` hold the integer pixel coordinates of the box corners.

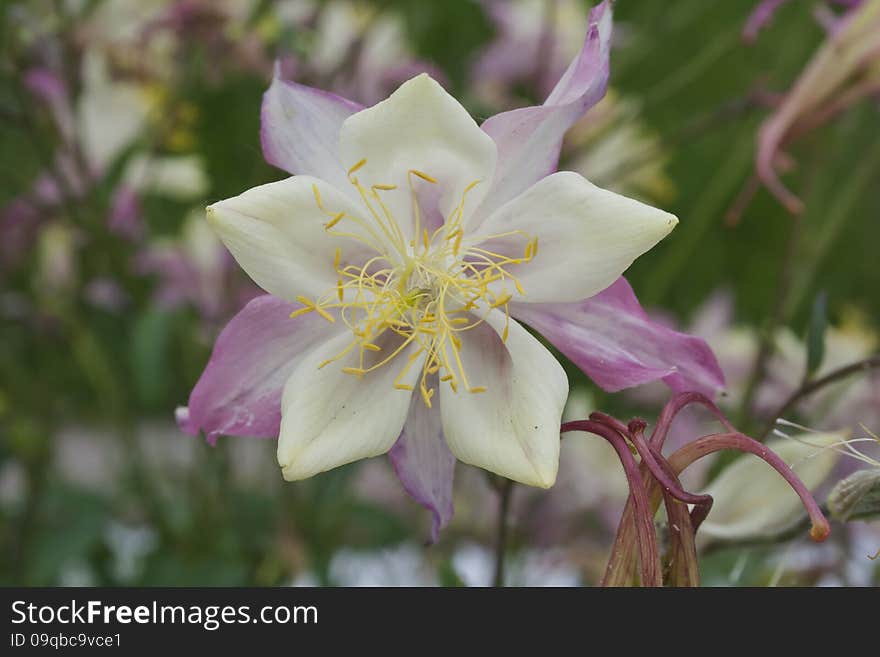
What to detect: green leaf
<box><xmin>805</xmin><ymin>291</ymin><xmax>827</xmax><ymax>379</ymax></box>
<box><xmin>437</xmin><ymin>559</ymin><xmax>467</xmax><ymax>587</ymax></box>
<box><xmin>130</xmin><ymin>309</ymin><xmax>174</xmax><ymax>408</ymax></box>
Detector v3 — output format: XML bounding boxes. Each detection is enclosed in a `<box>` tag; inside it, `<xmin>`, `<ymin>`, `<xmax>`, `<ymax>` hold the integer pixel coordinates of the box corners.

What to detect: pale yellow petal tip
<box><xmin>279</xmin><ymin>459</ymin><xmax>310</xmax><ymax>482</ymax></box>
<box><xmin>278</xmin><ymin>449</ymin><xmax>308</xmax><ymax>482</ymax></box>
<box><xmin>396</xmin><ymin>71</ymin><xmax>443</xmax><ymax>95</ymax></box>
<box><xmin>510</xmin><ymin>464</ymin><xmax>558</xmax><ymax>489</ymax></box>
<box><xmin>533</xmin><ymin>470</ymin><xmax>558</xmax><ymax>490</ymax></box>
<box><xmin>409</xmin><ymin>71</ymin><xmax>436</xmax><ymax>84</ymax></box>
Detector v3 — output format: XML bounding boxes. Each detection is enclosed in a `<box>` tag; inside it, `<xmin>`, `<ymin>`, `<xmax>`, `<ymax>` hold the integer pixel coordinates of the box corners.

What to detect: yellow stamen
<box><xmin>325</xmin><ymin>212</ymin><xmax>344</xmax><ymax>229</ymax></box>
<box><xmin>410</xmin><ymin>169</ymin><xmax>438</xmax><ymax>183</ymax></box>
<box><xmin>299</xmin><ymin>165</ymin><xmax>537</xmax><ymax>405</ymax></box>
<box><xmin>420</xmin><ymin>381</ymin><xmax>435</xmax><ymax>408</ymax></box>
<box><xmin>491</xmin><ymin>291</ymin><xmax>512</xmax><ymax>308</ymax></box>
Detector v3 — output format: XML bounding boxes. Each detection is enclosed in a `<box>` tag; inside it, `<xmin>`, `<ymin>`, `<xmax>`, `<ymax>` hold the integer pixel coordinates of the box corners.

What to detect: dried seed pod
<box><xmin>827</xmin><ymin>469</ymin><xmax>880</xmax><ymax>522</ymax></box>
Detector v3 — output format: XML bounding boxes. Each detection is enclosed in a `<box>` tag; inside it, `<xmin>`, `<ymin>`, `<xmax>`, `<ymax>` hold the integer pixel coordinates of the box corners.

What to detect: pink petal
<box><xmin>108</xmin><ymin>185</ymin><xmax>142</xmax><ymax>241</ymax></box>
<box><xmin>24</xmin><ymin>67</ymin><xmax>74</xmax><ymax>142</ymax></box>
<box><xmin>511</xmin><ymin>278</ymin><xmax>725</xmax><ymax>396</ymax></box>
<box><xmin>742</xmin><ymin>0</ymin><xmax>792</xmax><ymax>43</ymax></box>
<box><xmin>389</xmin><ymin>389</ymin><xmax>456</xmax><ymax>543</ymax></box>
<box><xmin>471</xmin><ymin>0</ymin><xmax>561</xmax><ymax>96</ymax></box>
<box><xmin>177</xmin><ymin>294</ymin><xmax>336</xmax><ymax>444</ymax></box>
<box><xmin>260</xmin><ymin>62</ymin><xmax>362</xmax><ymax>191</ymax></box>
<box><xmin>474</xmin><ymin>0</ymin><xmax>613</xmax><ymax>223</ymax></box>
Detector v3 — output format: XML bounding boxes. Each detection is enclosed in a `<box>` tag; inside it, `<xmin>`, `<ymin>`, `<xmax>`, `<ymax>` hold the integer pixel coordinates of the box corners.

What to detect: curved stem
<box><xmin>630</xmin><ymin>429</ymin><xmax>714</xmax><ymax>527</ymax></box>
<box><xmin>635</xmin><ymin>428</ymin><xmax>708</xmax><ymax>506</ymax></box>
<box><xmin>492</xmin><ymin>478</ymin><xmax>514</xmax><ymax>587</ymax></box>
<box><xmin>586</xmin><ymin>410</ymin><xmax>631</xmax><ymax>436</ymax></box>
<box><xmin>759</xmin><ymin>355</ymin><xmax>880</xmax><ymax>440</ymax></box>
<box><xmin>649</xmin><ymin>392</ymin><xmax>736</xmax><ymax>449</ymax></box>
<box><xmin>563</xmin><ymin>420</ymin><xmax>662</xmax><ymax>587</ymax></box>
<box><xmin>701</xmin><ymin>503</ymin><xmax>832</xmax><ymax>556</ymax></box>
<box><xmin>653</xmin><ymin>456</ymin><xmax>700</xmax><ymax>586</ymax></box>
<box><xmin>591</xmin><ymin>411</ymin><xmax>712</xmax><ymax>511</ymax></box>
<box><xmin>668</xmin><ymin>432</ymin><xmax>831</xmax><ymax>541</ymax></box>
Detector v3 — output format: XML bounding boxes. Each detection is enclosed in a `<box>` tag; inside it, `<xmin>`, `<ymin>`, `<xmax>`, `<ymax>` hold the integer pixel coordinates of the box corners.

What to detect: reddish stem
<box><xmin>654</xmin><ymin>458</ymin><xmax>700</xmax><ymax>586</ymax></box>
<box><xmin>591</xmin><ymin>412</ymin><xmax>713</xmax><ymax>515</ymax></box>
<box><xmin>562</xmin><ymin>420</ymin><xmax>662</xmax><ymax>587</ymax></box>
<box><xmin>650</xmin><ymin>392</ymin><xmax>736</xmax><ymax>450</ymax></box>
<box><xmin>668</xmin><ymin>432</ymin><xmax>831</xmax><ymax>542</ymax></box>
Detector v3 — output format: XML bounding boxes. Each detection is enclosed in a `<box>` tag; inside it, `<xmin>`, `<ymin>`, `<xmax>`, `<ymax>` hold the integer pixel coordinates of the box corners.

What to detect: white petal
<box><xmin>339</xmin><ymin>74</ymin><xmax>497</xmax><ymax>241</ymax></box>
<box><xmin>699</xmin><ymin>431</ymin><xmax>845</xmax><ymax>542</ymax></box>
<box><xmin>278</xmin><ymin>330</ymin><xmax>422</xmax><ymax>481</ymax></box>
<box><xmin>469</xmin><ymin>171</ymin><xmax>678</xmax><ymax>304</ymax></box>
<box><xmin>439</xmin><ymin>310</ymin><xmax>568</xmax><ymax>487</ymax></box>
<box><xmin>207</xmin><ymin>175</ymin><xmax>377</xmax><ymax>302</ymax></box>
<box><xmin>123</xmin><ymin>154</ymin><xmax>209</xmax><ymax>199</ymax></box>
<box><xmin>78</xmin><ymin>52</ymin><xmax>148</xmax><ymax>169</ymax></box>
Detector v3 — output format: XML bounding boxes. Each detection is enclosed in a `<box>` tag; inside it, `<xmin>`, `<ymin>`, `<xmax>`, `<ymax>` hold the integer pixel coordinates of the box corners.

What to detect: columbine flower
<box><xmin>179</xmin><ymin>2</ymin><xmax>723</xmax><ymax>540</ymax></box>
<box><xmin>193</xmin><ymin>70</ymin><xmax>677</xmax><ymax>484</ymax></box>
<box><xmin>737</xmin><ymin>0</ymin><xmax>880</xmax><ymax>215</ymax></box>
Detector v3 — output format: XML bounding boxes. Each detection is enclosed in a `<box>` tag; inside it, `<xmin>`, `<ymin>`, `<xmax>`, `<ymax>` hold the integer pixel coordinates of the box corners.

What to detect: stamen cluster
<box><xmin>290</xmin><ymin>159</ymin><xmax>539</xmax><ymax>406</ymax></box>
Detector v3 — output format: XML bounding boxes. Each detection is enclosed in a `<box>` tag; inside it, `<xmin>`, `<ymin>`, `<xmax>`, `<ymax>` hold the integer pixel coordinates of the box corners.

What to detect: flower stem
<box><xmin>563</xmin><ymin>420</ymin><xmax>663</xmax><ymax>586</ymax></box>
<box><xmin>649</xmin><ymin>391</ymin><xmax>736</xmax><ymax>448</ymax></box>
<box><xmin>621</xmin><ymin>417</ymin><xmax>714</xmax><ymax>530</ymax></box>
<box><xmin>669</xmin><ymin>432</ymin><xmax>831</xmax><ymax>541</ymax></box>
<box><xmin>492</xmin><ymin>478</ymin><xmax>515</xmax><ymax>587</ymax></box>
<box><xmin>759</xmin><ymin>355</ymin><xmax>880</xmax><ymax>440</ymax></box>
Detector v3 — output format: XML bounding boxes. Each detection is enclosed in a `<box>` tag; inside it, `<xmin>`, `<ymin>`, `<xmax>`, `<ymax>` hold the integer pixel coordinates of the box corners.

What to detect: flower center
<box><xmin>290</xmin><ymin>159</ymin><xmax>538</xmax><ymax>406</ymax></box>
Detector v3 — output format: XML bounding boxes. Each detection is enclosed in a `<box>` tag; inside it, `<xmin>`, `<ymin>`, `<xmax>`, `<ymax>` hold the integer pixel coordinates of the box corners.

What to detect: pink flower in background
<box><xmin>736</xmin><ymin>0</ymin><xmax>880</xmax><ymax>217</ymax></box>
<box><xmin>743</xmin><ymin>0</ymin><xmax>864</xmax><ymax>43</ymax></box>
<box><xmin>274</xmin><ymin>0</ymin><xmax>446</xmax><ymax>106</ymax></box>
<box><xmin>2</xmin><ymin>52</ymin><xmax>208</xmax><ymax>267</ymax></box>
<box><xmin>178</xmin><ymin>2</ymin><xmax>724</xmax><ymax>540</ymax></box>
<box><xmin>135</xmin><ymin>210</ymin><xmax>260</xmax><ymax>324</ymax></box>
<box><xmin>473</xmin><ymin>0</ymin><xmax>596</xmax><ymax>103</ymax></box>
